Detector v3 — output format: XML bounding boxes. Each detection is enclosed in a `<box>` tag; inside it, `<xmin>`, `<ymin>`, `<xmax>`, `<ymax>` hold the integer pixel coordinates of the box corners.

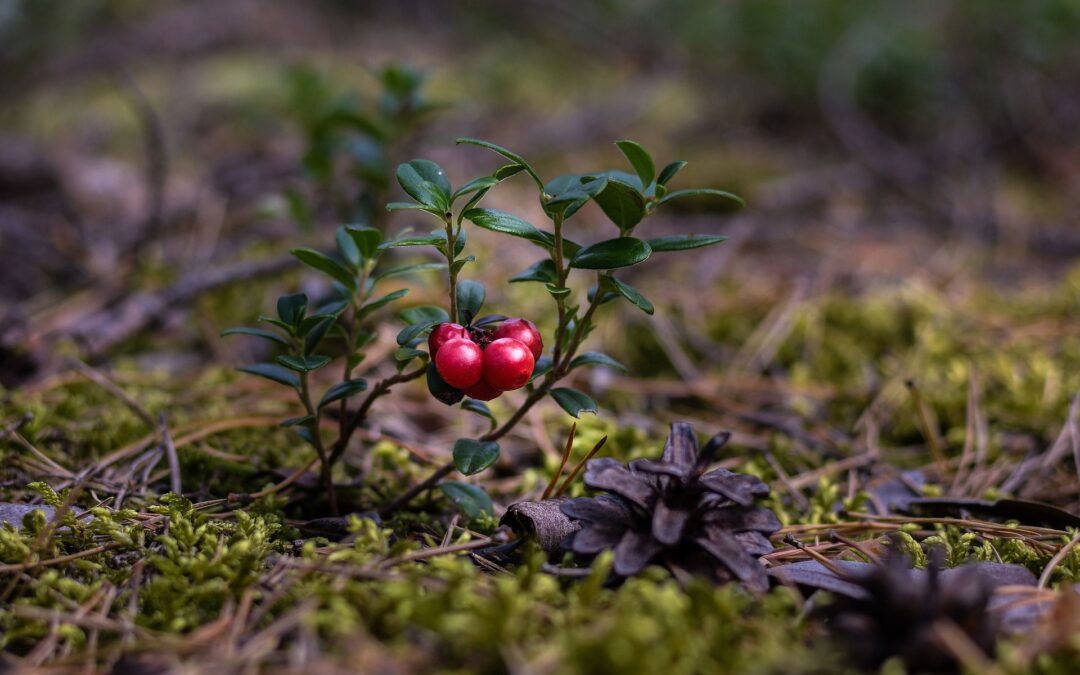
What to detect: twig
<box><xmin>541</xmin><ymin>423</ymin><xmax>576</xmax><ymax>500</ymax></box>
<box><xmin>158</xmin><ymin>414</ymin><xmax>182</xmax><ymax>496</ymax></box>
<box><xmin>555</xmin><ymin>435</ymin><xmax>607</xmax><ymax>497</ymax></box>
<box><xmin>1038</xmin><ymin>530</ymin><xmax>1080</xmax><ymax>589</ymax></box>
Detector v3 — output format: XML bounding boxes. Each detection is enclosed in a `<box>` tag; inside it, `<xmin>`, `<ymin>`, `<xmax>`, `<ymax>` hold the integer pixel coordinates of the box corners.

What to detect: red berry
<box><xmin>428</xmin><ymin>323</ymin><xmax>469</xmax><ymax>357</ymax></box>
<box><xmin>463</xmin><ymin>379</ymin><xmax>502</xmax><ymax>401</ymax></box>
<box><xmin>434</xmin><ymin>338</ymin><xmax>483</xmax><ymax>388</ymax></box>
<box><xmin>482</xmin><ymin>338</ymin><xmax>535</xmax><ymax>391</ymax></box>
<box><xmin>492</xmin><ymin>318</ymin><xmax>543</xmax><ymax>360</ymax></box>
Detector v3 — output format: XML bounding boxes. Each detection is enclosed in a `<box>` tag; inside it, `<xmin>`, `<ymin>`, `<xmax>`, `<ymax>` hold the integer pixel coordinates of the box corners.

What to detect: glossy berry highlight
<box><xmin>482</xmin><ymin>337</ymin><xmax>535</xmax><ymax>391</ymax></box>
<box><xmin>434</xmin><ymin>337</ymin><xmax>483</xmax><ymax>388</ymax></box>
<box><xmin>428</xmin><ymin>322</ymin><xmax>469</xmax><ymax>357</ymax></box>
<box><xmin>492</xmin><ymin>318</ymin><xmax>543</xmax><ymax>360</ymax></box>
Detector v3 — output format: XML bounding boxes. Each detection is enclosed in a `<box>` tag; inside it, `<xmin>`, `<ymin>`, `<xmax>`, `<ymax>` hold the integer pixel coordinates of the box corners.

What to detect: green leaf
<box><xmin>545</xmin><ymin>283</ymin><xmax>572</xmax><ymax>298</ymax></box>
<box><xmin>397</xmin><ymin>321</ymin><xmax>437</xmax><ymax>346</ymax></box>
<box><xmin>440</xmin><ymin>481</ymin><xmax>493</xmax><ymax>518</ymax></box>
<box><xmin>427</xmin><ymin>362</ymin><xmax>464</xmax><ymax>406</ymax></box>
<box><xmin>237</xmin><ymin>363</ymin><xmax>300</xmax><ymax>389</ymax></box>
<box><xmin>345</xmin><ymin>225</ymin><xmax>383</xmax><ymax>261</ymax></box>
<box><xmin>463</xmin><ymin>208</ymin><xmax>578</xmax><ymax>254</ymax></box>
<box><xmin>386</xmin><ymin>201</ymin><xmax>441</xmax><ymax>215</ymax></box>
<box><xmin>656</xmin><ymin>160</ymin><xmax>687</xmax><ymax>186</ymax></box>
<box><xmin>291</xmin><ymin>249</ymin><xmax>357</xmax><ymax>293</ymax></box>
<box><xmin>606</xmin><ymin>276</ymin><xmax>654</xmax><ymax>315</ymax></box>
<box><xmin>220</xmin><ymin>327</ymin><xmax>289</xmax><ymax>347</ymax></box>
<box><xmin>303</xmin><ymin>317</ymin><xmax>335</xmax><ymax>355</ymax></box>
<box><xmin>277</xmin><ymin>293</ymin><xmax>308</xmax><ymax>327</ymax></box>
<box><xmin>456</xmin><ymin>280</ymin><xmax>485</xmax><ymax>322</ymax></box>
<box><xmin>550</xmin><ymin>388</ymin><xmax>598</xmax><ymax>418</ymax></box>
<box><xmin>397</xmin><ymin>159</ymin><xmax>451</xmax><ymax>209</ymax></box>
<box><xmin>276</xmin><ymin>354</ymin><xmax>331</xmax><ymax>372</ymax></box>
<box><xmin>569</xmin><ymin>352</ymin><xmax>628</xmax><ymax>373</ymax></box>
<box><xmin>456</xmin><ymin>137</ymin><xmax>543</xmax><ymax>190</ymax></box>
<box><xmin>357</xmin><ymin>289</ymin><xmax>409</xmax><ymax>320</ymax></box>
<box><xmin>450</xmin><ymin>256</ymin><xmax>475</xmax><ymax>275</ymax></box>
<box><xmin>378</xmin><ymin>233</ymin><xmax>445</xmax><ymax>250</ymax></box>
<box><xmin>615</xmin><ymin>140</ymin><xmax>655</xmax><ymax>187</ymax></box>
<box><xmin>451</xmin><ymin>176</ymin><xmax>498</xmax><ymax>202</ymax></box>
<box><xmin>400</xmin><ymin>305</ymin><xmax>449</xmax><ymax>325</ymax></box>
<box><xmin>373</xmin><ymin>262</ymin><xmax>446</xmax><ymax>281</ymax></box>
<box><xmin>593</xmin><ymin>176</ymin><xmax>646</xmax><ymax>230</ymax></box>
<box><xmin>570</xmin><ymin>237</ymin><xmax>652</xmax><ymax>270</ymax></box>
<box><xmin>281</xmin><ymin>415</ymin><xmax>315</xmax><ymax>428</ymax></box>
<box><xmin>510</xmin><ymin>259</ymin><xmax>557</xmax><ymax>284</ymax></box>
<box><xmin>656</xmin><ymin>188</ymin><xmax>745</xmax><ymax>211</ymax></box>
<box><xmin>543</xmin><ymin>173</ymin><xmax>608</xmax><ymax>219</ymax></box>
<box><xmin>529</xmin><ymin>355</ymin><xmax>554</xmax><ymax>383</ymax></box>
<box><xmin>646</xmin><ymin>234</ymin><xmax>729</xmax><ymax>252</ymax></box>
<box><xmin>318</xmin><ymin>379</ymin><xmax>368</xmax><ymax>408</ymax></box>
<box><xmin>393</xmin><ymin>347</ymin><xmax>427</xmax><ymax>365</ymax></box>
<box><xmin>462</xmin><ymin>399</ymin><xmax>497</xmax><ymax>432</ymax></box>
<box><xmin>452</xmin><ymin>439</ymin><xmax>500</xmax><ymax>476</ymax></box>
<box><xmin>336</xmin><ymin>225</ymin><xmax>360</xmax><ymax>268</ymax></box>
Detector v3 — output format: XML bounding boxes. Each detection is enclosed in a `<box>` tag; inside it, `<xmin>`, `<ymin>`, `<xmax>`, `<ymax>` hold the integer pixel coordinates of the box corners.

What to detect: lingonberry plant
<box><xmin>225</xmin><ymin>137</ymin><xmax>742</xmax><ymax>517</ymax></box>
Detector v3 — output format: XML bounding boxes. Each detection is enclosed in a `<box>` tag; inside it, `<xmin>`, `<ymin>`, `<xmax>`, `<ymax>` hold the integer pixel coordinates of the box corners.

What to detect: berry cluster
<box><xmin>428</xmin><ymin>318</ymin><xmax>542</xmax><ymax>402</ymax></box>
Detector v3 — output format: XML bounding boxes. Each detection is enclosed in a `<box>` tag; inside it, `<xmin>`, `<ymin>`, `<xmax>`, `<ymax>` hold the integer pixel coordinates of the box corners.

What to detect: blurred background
<box><xmin>3</xmin><ymin>0</ymin><xmax>1080</xmax><ymax>459</ymax></box>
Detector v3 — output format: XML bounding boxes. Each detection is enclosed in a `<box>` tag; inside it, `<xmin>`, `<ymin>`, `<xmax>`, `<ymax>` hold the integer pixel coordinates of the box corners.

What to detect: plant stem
<box><xmin>327</xmin><ymin>364</ymin><xmax>427</xmax><ymax>468</ymax></box>
<box><xmin>444</xmin><ymin>216</ymin><xmax>458</xmax><ymax>323</ymax></box>
<box><xmin>299</xmin><ymin>371</ymin><xmax>337</xmax><ymax>516</ymax></box>
<box><xmin>377</xmin><ymin>462</ymin><xmax>455</xmax><ymax>518</ymax></box>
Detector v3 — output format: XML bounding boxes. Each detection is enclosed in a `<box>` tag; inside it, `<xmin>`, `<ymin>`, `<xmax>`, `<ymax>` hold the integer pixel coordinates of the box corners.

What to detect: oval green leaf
<box><xmin>570</xmin><ymin>237</ymin><xmax>652</xmax><ymax>270</ymax></box>
<box><xmin>452</xmin><ymin>439</ymin><xmax>500</xmax><ymax>476</ymax></box>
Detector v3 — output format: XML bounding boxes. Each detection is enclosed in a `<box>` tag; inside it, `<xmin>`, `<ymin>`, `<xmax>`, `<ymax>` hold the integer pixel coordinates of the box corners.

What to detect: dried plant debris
<box><xmin>559</xmin><ymin>422</ymin><xmax>780</xmax><ymax>590</ymax></box>
<box><xmin>821</xmin><ymin>547</ymin><xmax>1001</xmax><ymax>673</ymax></box>
<box><xmin>501</xmin><ymin>497</ymin><xmax>580</xmax><ymax>553</ymax></box>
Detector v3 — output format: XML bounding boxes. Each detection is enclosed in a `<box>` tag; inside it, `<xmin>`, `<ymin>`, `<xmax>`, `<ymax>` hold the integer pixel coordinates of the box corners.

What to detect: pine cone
<box><xmin>560</xmin><ymin>422</ymin><xmax>780</xmax><ymax>590</ymax></box>
<box><xmin>826</xmin><ymin>545</ymin><xmax>997</xmax><ymax>673</ymax></box>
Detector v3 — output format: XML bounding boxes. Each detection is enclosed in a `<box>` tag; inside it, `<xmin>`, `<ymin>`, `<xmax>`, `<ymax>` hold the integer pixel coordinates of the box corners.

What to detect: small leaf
<box><xmin>656</xmin><ymin>188</ymin><xmax>745</xmax><ymax>211</ymax></box>
<box><xmin>543</xmin><ymin>173</ymin><xmax>608</xmax><ymax>219</ymax></box>
<box><xmin>318</xmin><ymin>379</ymin><xmax>368</xmax><ymax>408</ymax></box>
<box><xmin>570</xmin><ymin>237</ymin><xmax>652</xmax><ymax>270</ymax></box>
<box><xmin>647</xmin><ymin>234</ymin><xmax>728</xmax><ymax>252</ymax></box>
<box><xmin>400</xmin><ymin>305</ymin><xmax>450</xmax><ymax>325</ymax></box>
<box><xmin>452</xmin><ymin>439</ymin><xmax>501</xmax><ymax>476</ymax></box>
<box><xmin>281</xmin><ymin>415</ymin><xmax>315</xmax><ymax>428</ymax></box>
<box><xmin>397</xmin><ymin>321</ymin><xmax>437</xmax><ymax>346</ymax></box>
<box><xmin>550</xmin><ymin>388</ymin><xmax>598</xmax><ymax>418</ymax></box>
<box><xmin>510</xmin><ymin>259</ymin><xmax>557</xmax><ymax>284</ymax></box>
<box><xmin>529</xmin><ymin>355</ymin><xmax>554</xmax><ymax>383</ymax></box>
<box><xmin>615</xmin><ymin>140</ymin><xmax>655</xmax><ymax>187</ymax></box>
<box><xmin>593</xmin><ymin>176</ymin><xmax>646</xmax><ymax>230</ymax></box>
<box><xmin>451</xmin><ymin>176</ymin><xmax>498</xmax><ymax>202</ymax></box>
<box><xmin>336</xmin><ymin>225</ymin><xmax>360</xmax><ymax>268</ymax></box>
<box><xmin>440</xmin><ymin>481</ymin><xmax>493</xmax><ymax>518</ymax></box>
<box><xmin>291</xmin><ymin>248</ymin><xmax>357</xmax><ymax>292</ymax></box>
<box><xmin>378</xmin><ymin>233</ymin><xmax>445</xmax><ymax>250</ymax></box>
<box><xmin>373</xmin><ymin>262</ymin><xmax>446</xmax><ymax>281</ymax></box>
<box><xmin>397</xmin><ymin>159</ymin><xmax>451</xmax><ymax>208</ymax></box>
<box><xmin>237</xmin><ymin>363</ymin><xmax>300</xmax><ymax>389</ymax></box>
<box><xmin>462</xmin><ymin>399</ymin><xmax>497</xmax><ymax>432</ymax></box>
<box><xmin>450</xmin><ymin>255</ymin><xmax>476</xmax><ymax>275</ymax></box>
<box><xmin>472</xmin><ymin>314</ymin><xmax>507</xmax><ymax>328</ymax></box>
<box><xmin>456</xmin><ymin>280</ymin><xmax>485</xmax><ymax>322</ymax></box>
<box><xmin>427</xmin><ymin>362</ymin><xmax>464</xmax><ymax>406</ymax></box>
<box><xmin>569</xmin><ymin>352</ymin><xmax>628</xmax><ymax>373</ymax></box>
<box><xmin>357</xmin><ymin>289</ymin><xmax>409</xmax><ymax>320</ymax></box>
<box><xmin>221</xmin><ymin>327</ymin><xmax>290</xmax><ymax>347</ymax></box>
<box><xmin>277</xmin><ymin>293</ymin><xmax>308</xmax><ymax>326</ymax></box>
<box><xmin>386</xmin><ymin>201</ymin><xmax>441</xmax><ymax>214</ymax></box>
<box><xmin>393</xmin><ymin>347</ymin><xmax>427</xmax><ymax>365</ymax></box>
<box><xmin>303</xmin><ymin>317</ymin><xmax>335</xmax><ymax>356</ymax></box>
<box><xmin>656</xmin><ymin>160</ymin><xmax>687</xmax><ymax>186</ymax></box>
<box><xmin>345</xmin><ymin>225</ymin><xmax>382</xmax><ymax>261</ymax></box>
<box><xmin>463</xmin><ymin>208</ymin><xmax>539</xmax><ymax>238</ymax></box>
<box><xmin>456</xmin><ymin>137</ymin><xmax>543</xmax><ymax>190</ymax></box>
<box><xmin>545</xmin><ymin>283</ymin><xmax>572</xmax><ymax>298</ymax></box>
<box><xmin>606</xmin><ymin>276</ymin><xmax>654</xmax><ymax>315</ymax></box>
<box><xmin>277</xmin><ymin>354</ymin><xmax>331</xmax><ymax>372</ymax></box>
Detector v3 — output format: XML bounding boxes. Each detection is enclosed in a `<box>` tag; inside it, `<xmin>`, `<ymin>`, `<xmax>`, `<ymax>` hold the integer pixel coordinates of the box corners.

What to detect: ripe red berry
<box><xmin>428</xmin><ymin>322</ymin><xmax>469</xmax><ymax>357</ymax></box>
<box><xmin>492</xmin><ymin>318</ymin><xmax>543</xmax><ymax>360</ymax></box>
<box><xmin>463</xmin><ymin>378</ymin><xmax>502</xmax><ymax>401</ymax></box>
<box><xmin>434</xmin><ymin>338</ymin><xmax>483</xmax><ymax>388</ymax></box>
<box><xmin>482</xmin><ymin>337</ymin><xmax>535</xmax><ymax>391</ymax></box>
